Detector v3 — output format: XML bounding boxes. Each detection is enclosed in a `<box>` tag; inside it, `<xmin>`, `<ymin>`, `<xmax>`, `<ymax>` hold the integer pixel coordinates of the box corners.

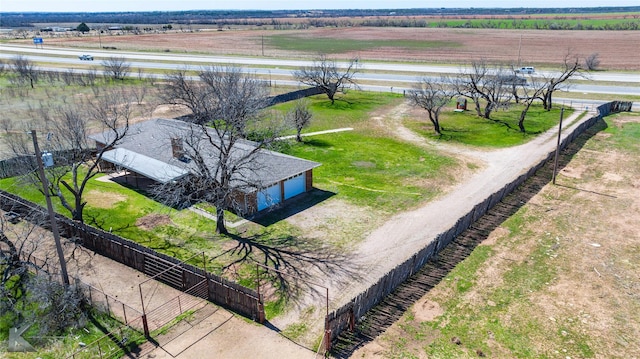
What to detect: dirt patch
<box><xmin>412</xmin><ymin>298</ymin><xmax>443</xmax><ymax>322</ymax></box>
<box><xmin>85</xmin><ymin>189</ymin><xmax>126</xmax><ymax>208</ymax></box>
<box><xmin>352</xmin><ymin>160</ymin><xmax>376</xmax><ymax>168</ymax></box>
<box><xmin>152</xmin><ymin>104</ymin><xmax>191</xmax><ymax>119</ymax></box>
<box><xmin>136</xmin><ymin>213</ymin><xmax>172</xmax><ymax>230</ymax></box>
<box><xmin>285</xmin><ymin>198</ymin><xmax>382</xmax><ymax>249</ymax></box>
<box><xmin>559</xmin><ymin>166</ymin><xmax>585</xmax><ymax>179</ymax></box>
<box><xmin>480</xmin><ymin>226</ymin><xmax>509</xmax><ymax>247</ymax></box>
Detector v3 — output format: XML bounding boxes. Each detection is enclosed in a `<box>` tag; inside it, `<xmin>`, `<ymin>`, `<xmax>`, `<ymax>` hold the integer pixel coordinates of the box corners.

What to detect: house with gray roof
<box><xmin>90</xmin><ymin>118</ymin><xmax>321</xmax><ymax>214</ymax></box>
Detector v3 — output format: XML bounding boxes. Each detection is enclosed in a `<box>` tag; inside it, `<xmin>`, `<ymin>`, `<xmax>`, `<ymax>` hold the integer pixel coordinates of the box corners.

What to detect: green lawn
<box><xmin>272</xmin><ymin>91</ymin><xmax>459</xmax><ymax>212</ymax></box>
<box><xmin>267</xmin><ymin>35</ymin><xmax>460</xmax><ymax>54</ymax></box>
<box><xmin>0</xmin><ymin>174</ymin><xmax>224</xmax><ymax>267</ymax></box>
<box><xmin>274</xmin><ymin>91</ymin><xmax>404</xmax><ymax>131</ymax></box>
<box><xmin>596</xmin><ymin>112</ymin><xmax>640</xmax><ymax>155</ymax></box>
<box><xmin>406</xmin><ymin>103</ymin><xmax>571</xmax><ymax>148</ymax></box>
<box><xmin>283</xmin><ymin>131</ymin><xmax>454</xmax><ymax>212</ymax></box>
<box><xmin>0</xmin><ymin>302</ymin><xmax>145</xmax><ymax>359</ymax></box>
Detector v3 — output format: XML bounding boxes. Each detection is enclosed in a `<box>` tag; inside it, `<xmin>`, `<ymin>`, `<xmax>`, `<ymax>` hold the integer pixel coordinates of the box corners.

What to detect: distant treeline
<box><xmin>1</xmin><ymin>7</ymin><xmax>639</xmax><ymax>29</ymax></box>
<box><xmin>357</xmin><ymin>18</ymin><xmax>640</xmax><ymax>30</ymax></box>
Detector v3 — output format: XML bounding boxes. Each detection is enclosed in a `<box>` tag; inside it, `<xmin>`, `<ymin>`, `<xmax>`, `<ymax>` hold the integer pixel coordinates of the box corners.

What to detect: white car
<box><xmin>515</xmin><ymin>66</ymin><xmax>535</xmax><ymax>74</ymax></box>
<box><xmin>78</xmin><ymin>54</ymin><xmax>94</xmax><ymax>61</ymax></box>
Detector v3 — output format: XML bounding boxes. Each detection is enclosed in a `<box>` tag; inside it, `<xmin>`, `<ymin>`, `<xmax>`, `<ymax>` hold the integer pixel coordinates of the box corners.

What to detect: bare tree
<box><xmin>454</xmin><ymin>60</ymin><xmax>514</xmax><ymax>119</ymax></box>
<box><xmin>11</xmin><ymin>55</ymin><xmax>39</xmax><ymax>88</ymax></box>
<box><xmin>1</xmin><ymin>206</ymin><xmax>52</xmax><ymax>311</ymax></box>
<box><xmin>1</xmin><ymin>216</ymin><xmax>42</xmax><ymax>306</ymax></box>
<box><xmin>9</xmin><ymin>90</ymin><xmax>133</xmax><ymax>222</ymax></box>
<box><xmin>585</xmin><ymin>53</ymin><xmax>601</xmax><ymax>71</ymax></box>
<box><xmin>515</xmin><ymin>75</ymin><xmax>548</xmax><ymax>132</ymax></box>
<box><xmin>157</xmin><ymin>66</ymin><xmax>276</xmax><ymax>234</ymax></box>
<box><xmin>25</xmin><ymin>276</ymin><xmax>88</xmax><ymax>336</ymax></box>
<box><xmin>408</xmin><ymin>76</ymin><xmax>455</xmax><ymax>135</ymax></box>
<box><xmin>539</xmin><ymin>51</ymin><xmax>583</xmax><ymax>111</ymax></box>
<box><xmin>293</xmin><ymin>54</ymin><xmax>360</xmax><ymax>104</ymax></box>
<box><xmin>84</xmin><ymin>67</ymin><xmax>98</xmax><ymax>87</ymax></box>
<box><xmin>287</xmin><ymin>99</ymin><xmax>312</xmax><ymax>142</ymax></box>
<box><xmin>1</xmin><ymin>212</ymin><xmax>88</xmax><ymax>336</ymax></box>
<box><xmin>129</xmin><ymin>85</ymin><xmax>149</xmax><ymax>106</ymax></box>
<box><xmin>101</xmin><ymin>56</ymin><xmax>131</xmax><ymax>81</ymax></box>
<box><xmin>61</xmin><ymin>68</ymin><xmax>77</xmax><ymax>86</ymax></box>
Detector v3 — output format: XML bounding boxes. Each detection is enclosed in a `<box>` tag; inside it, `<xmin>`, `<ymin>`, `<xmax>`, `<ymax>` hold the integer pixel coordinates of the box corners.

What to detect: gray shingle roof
<box><xmin>90</xmin><ymin>119</ymin><xmax>320</xmax><ymax>191</ymax></box>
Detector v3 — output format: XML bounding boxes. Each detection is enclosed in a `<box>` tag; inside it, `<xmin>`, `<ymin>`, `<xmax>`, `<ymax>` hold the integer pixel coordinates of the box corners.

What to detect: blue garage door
<box><xmin>284</xmin><ymin>173</ymin><xmax>306</xmax><ymax>200</ymax></box>
<box><xmin>257</xmin><ymin>184</ymin><xmax>281</xmax><ymax>211</ymax></box>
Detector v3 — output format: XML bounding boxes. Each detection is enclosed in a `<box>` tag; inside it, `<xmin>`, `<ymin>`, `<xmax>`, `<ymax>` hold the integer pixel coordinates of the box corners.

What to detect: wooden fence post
<box><xmin>349</xmin><ymin>308</ymin><xmax>355</xmax><ymax>332</ymax></box>
<box><xmin>325</xmin><ymin>315</ymin><xmax>332</xmax><ymax>352</ymax></box>
<box><xmin>142</xmin><ymin>314</ymin><xmax>150</xmax><ymax>338</ymax></box>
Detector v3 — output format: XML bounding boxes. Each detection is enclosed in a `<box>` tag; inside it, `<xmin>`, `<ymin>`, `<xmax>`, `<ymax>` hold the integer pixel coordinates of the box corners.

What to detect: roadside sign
<box><xmin>33</xmin><ymin>37</ymin><xmax>43</xmax><ymax>48</ymax></box>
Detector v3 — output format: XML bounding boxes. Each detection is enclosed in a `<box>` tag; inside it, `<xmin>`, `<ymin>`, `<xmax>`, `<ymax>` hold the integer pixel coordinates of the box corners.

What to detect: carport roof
<box><xmin>101</xmin><ymin>147</ymin><xmax>190</xmax><ymax>184</ymax></box>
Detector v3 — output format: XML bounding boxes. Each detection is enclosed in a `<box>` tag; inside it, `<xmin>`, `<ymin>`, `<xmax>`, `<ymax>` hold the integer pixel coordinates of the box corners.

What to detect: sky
<box><xmin>1</xmin><ymin>0</ymin><xmax>639</xmax><ymax>12</ymax></box>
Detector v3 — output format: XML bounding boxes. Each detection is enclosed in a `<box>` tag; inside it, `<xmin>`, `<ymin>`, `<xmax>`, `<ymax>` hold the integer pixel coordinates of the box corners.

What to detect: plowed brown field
<box><xmin>31</xmin><ymin>27</ymin><xmax>640</xmax><ymax>70</ymax></box>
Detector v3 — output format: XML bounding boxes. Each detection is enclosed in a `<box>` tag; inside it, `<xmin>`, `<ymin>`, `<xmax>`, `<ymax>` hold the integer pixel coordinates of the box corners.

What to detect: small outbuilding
<box><xmin>456</xmin><ymin>97</ymin><xmax>467</xmax><ymax>111</ymax></box>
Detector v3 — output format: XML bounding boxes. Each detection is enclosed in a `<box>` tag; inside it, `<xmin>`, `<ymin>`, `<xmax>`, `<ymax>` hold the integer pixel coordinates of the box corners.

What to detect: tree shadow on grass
<box><xmin>212</xmin><ymin>229</ymin><xmax>361</xmax><ymax>307</ymax></box>
<box><xmin>301</xmin><ymin>137</ymin><xmax>333</xmax><ymax>148</ymax></box>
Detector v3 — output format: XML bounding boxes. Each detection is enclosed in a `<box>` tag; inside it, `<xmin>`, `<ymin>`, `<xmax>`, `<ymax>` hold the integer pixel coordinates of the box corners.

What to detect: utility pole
<box><xmin>552</xmin><ymin>108</ymin><xmax>565</xmax><ymax>185</ymax></box>
<box><xmin>31</xmin><ymin>130</ymin><xmax>69</xmax><ymax>286</ymax></box>
<box><xmin>517</xmin><ymin>34</ymin><xmax>522</xmax><ymax>67</ymax></box>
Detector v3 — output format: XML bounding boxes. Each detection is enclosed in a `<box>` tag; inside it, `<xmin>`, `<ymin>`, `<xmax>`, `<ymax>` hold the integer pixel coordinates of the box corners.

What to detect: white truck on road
<box><xmin>515</xmin><ymin>66</ymin><xmax>535</xmax><ymax>74</ymax></box>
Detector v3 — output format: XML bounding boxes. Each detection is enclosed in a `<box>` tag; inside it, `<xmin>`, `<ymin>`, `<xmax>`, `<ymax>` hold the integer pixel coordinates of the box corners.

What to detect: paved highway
<box><xmin>1</xmin><ymin>44</ymin><xmax>639</xmax><ymax>96</ymax></box>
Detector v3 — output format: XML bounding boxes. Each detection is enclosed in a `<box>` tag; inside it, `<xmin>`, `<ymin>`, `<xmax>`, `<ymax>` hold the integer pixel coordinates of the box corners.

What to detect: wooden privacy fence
<box><xmin>0</xmin><ymin>190</ymin><xmax>265</xmax><ymax>324</ymax></box>
<box><xmin>265</xmin><ymin>86</ymin><xmax>324</xmax><ymax>107</ymax></box>
<box><xmin>58</xmin><ymin>219</ymin><xmax>264</xmax><ymax>322</ymax></box>
<box><xmin>325</xmin><ymin>101</ymin><xmax>633</xmax><ymax>348</ymax></box>
<box><xmin>0</xmin><ymin>149</ymin><xmax>92</xmax><ymax>180</ymax></box>
<box><xmin>0</xmin><ymin>155</ymin><xmax>37</xmax><ymax>179</ymax></box>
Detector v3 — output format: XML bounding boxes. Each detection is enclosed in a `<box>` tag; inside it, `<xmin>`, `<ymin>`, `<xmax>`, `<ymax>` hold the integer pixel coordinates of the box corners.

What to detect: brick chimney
<box><xmin>171</xmin><ymin>137</ymin><xmax>184</xmax><ymax>158</ymax></box>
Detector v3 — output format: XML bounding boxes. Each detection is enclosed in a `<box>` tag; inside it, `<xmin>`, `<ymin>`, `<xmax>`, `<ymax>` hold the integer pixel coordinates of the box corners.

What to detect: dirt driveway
<box><xmin>352</xmin><ymin>112</ymin><xmax>640</xmax><ymax>358</ymax></box>
<box><xmin>268</xmin><ymin>102</ymin><xmax>601</xmax><ymax>346</ymax></box>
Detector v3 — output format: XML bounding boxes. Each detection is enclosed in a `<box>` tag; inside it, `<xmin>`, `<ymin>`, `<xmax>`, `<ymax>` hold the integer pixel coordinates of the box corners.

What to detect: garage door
<box><xmin>257</xmin><ymin>183</ymin><xmax>281</xmax><ymax>211</ymax></box>
<box><xmin>284</xmin><ymin>173</ymin><xmax>306</xmax><ymax>200</ymax></box>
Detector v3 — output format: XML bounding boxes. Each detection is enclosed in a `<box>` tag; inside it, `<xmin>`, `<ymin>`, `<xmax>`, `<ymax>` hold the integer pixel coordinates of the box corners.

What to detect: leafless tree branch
<box><xmin>293</xmin><ymin>54</ymin><xmax>360</xmax><ymax>104</ymax></box>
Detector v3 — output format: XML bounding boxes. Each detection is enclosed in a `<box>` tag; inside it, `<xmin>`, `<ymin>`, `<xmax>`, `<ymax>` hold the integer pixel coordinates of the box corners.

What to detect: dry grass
<box><xmin>8</xmin><ymin>27</ymin><xmax>640</xmax><ymax>70</ymax></box>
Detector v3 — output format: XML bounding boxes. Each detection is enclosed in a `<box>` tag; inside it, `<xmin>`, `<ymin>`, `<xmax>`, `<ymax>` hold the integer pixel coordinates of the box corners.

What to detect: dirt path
<box><xmin>270</xmin><ymin>101</ymin><xmax>598</xmax><ymax>349</ymax></box>
<box><xmin>351</xmin><ymin>113</ymin><xmax>640</xmax><ymax>358</ymax></box>
<box><xmin>336</xmin><ymin>105</ymin><xmax>595</xmax><ymax>304</ymax></box>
